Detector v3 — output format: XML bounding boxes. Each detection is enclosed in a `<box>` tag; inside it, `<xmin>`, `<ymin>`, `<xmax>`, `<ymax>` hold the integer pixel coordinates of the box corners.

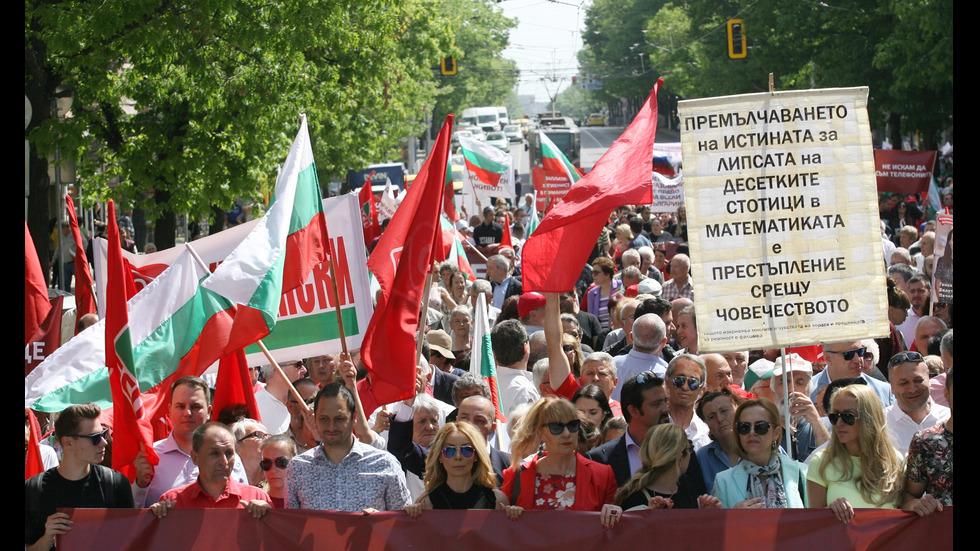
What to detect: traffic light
<box><xmin>441</xmin><ymin>57</ymin><xmax>457</xmax><ymax>75</ymax></box>
<box><xmin>727</xmin><ymin>19</ymin><xmax>746</xmax><ymax>59</ymax></box>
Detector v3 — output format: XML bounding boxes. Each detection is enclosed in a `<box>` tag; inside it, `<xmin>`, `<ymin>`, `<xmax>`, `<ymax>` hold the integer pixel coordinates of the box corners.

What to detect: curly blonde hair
<box><xmin>819</xmin><ymin>385</ymin><xmax>905</xmax><ymax>507</ymax></box>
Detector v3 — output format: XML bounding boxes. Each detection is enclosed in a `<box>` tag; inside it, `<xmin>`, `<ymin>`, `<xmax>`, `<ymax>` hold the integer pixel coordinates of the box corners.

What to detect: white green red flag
<box><xmin>441</xmin><ymin>215</ymin><xmax>475</xmax><ymax>281</ymax></box>
<box><xmin>525</xmin><ymin>191</ymin><xmax>540</xmax><ymax>237</ymax></box>
<box><xmin>471</xmin><ymin>292</ymin><xmax>506</xmax><ymax>422</ymax></box>
<box><xmin>539</xmin><ymin>131</ymin><xmax>583</xmax><ymax>186</ymax></box>
<box><xmin>459</xmin><ymin>136</ymin><xmax>514</xmax><ymax>205</ymax></box>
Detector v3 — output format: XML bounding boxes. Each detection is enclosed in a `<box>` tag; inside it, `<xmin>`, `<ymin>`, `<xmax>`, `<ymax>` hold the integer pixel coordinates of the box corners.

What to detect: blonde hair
<box><xmin>614</xmin><ymin>424</ymin><xmax>687</xmax><ymax>506</ymax></box>
<box><xmin>420</xmin><ymin>423</ymin><xmax>497</xmax><ymax>499</ymax></box>
<box><xmin>509</xmin><ymin>397</ymin><xmax>578</xmax><ymax>469</ymax></box>
<box><xmin>820</xmin><ymin>385</ymin><xmax>905</xmax><ymax>507</ymax></box>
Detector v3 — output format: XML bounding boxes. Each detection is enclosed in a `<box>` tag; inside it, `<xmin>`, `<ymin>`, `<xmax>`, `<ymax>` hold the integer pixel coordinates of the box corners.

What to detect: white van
<box><xmin>460</xmin><ymin>107</ymin><xmax>501</xmax><ymax>133</ymax></box>
<box><xmin>494</xmin><ymin>106</ymin><xmax>509</xmax><ymax>128</ymax></box>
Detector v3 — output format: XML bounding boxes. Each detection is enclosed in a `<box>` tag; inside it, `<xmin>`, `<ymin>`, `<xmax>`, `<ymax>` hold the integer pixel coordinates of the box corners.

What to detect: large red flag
<box><xmin>211</xmin><ymin>348</ymin><xmax>261</xmax><ymax>423</ymax></box>
<box><xmin>358</xmin><ymin>175</ymin><xmax>381</xmax><ymax>248</ymax></box>
<box><xmin>26</xmin><ymin>295</ymin><xmax>63</xmax><ymax>378</ymax></box>
<box><xmin>105</xmin><ymin>200</ymin><xmax>159</xmax><ymax>482</ymax></box>
<box><xmin>26</xmin><ymin>221</ymin><xmax>51</xmax><ymax>346</ymax></box>
<box><xmin>523</xmin><ymin>79</ymin><xmax>663</xmax><ymax>292</ymax></box>
<box><xmin>65</xmin><ymin>195</ymin><xmax>97</xmax><ymax>324</ymax></box>
<box><xmin>359</xmin><ymin>115</ymin><xmax>453</xmax><ymax>407</ymax></box>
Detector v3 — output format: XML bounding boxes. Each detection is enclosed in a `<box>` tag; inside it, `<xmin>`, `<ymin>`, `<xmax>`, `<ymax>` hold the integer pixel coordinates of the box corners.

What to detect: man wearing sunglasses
<box><xmin>149</xmin><ymin>423</ymin><xmax>272</xmax><ymax>519</ymax></box>
<box><xmin>26</xmin><ymin>403</ymin><xmax>133</xmax><ymax>551</ymax></box>
<box><xmin>255</xmin><ymin>360</ymin><xmax>308</xmax><ymax>436</ymax></box>
<box><xmin>811</xmin><ymin>341</ymin><xmax>894</xmax><ymax>408</ymax></box>
<box><xmin>666</xmin><ymin>354</ymin><xmax>711</xmax><ymax>451</ymax></box>
<box><xmin>884</xmin><ymin>352</ymin><xmax>950</xmax><ymax>454</ymax></box>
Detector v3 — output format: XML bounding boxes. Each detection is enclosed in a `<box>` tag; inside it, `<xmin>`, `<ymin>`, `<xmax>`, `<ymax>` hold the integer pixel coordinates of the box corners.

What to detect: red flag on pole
<box><xmin>522</xmin><ymin>79</ymin><xmax>663</xmax><ymax>292</ymax></box>
<box><xmin>26</xmin><ymin>221</ymin><xmax>51</xmax><ymax>346</ymax></box>
<box><xmin>25</xmin><ymin>409</ymin><xmax>45</xmax><ymax>480</ymax></box>
<box><xmin>500</xmin><ymin>213</ymin><xmax>513</xmax><ymax>251</ymax></box>
<box><xmin>65</xmin><ymin>195</ymin><xmax>97</xmax><ymax>324</ymax></box>
<box><xmin>211</xmin><ymin>348</ymin><xmax>261</xmax><ymax>423</ymax></box>
<box><xmin>26</xmin><ymin>295</ymin><xmax>63</xmax><ymax>378</ymax></box>
<box><xmin>358</xmin><ymin>174</ymin><xmax>381</xmax><ymax>248</ymax></box>
<box><xmin>105</xmin><ymin>200</ymin><xmax>159</xmax><ymax>482</ymax></box>
<box><xmin>359</xmin><ymin>115</ymin><xmax>453</xmax><ymax>407</ymax></box>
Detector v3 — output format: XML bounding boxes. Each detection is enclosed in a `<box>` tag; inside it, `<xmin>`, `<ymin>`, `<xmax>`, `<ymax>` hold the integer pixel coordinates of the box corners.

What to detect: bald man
<box><xmin>702</xmin><ymin>354</ymin><xmax>733</xmax><ymax>392</ymax></box>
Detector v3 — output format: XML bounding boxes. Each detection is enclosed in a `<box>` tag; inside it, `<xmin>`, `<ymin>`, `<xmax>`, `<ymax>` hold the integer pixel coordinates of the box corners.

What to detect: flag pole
<box><xmin>256</xmin><ymin>339</ymin><xmax>312</xmax><ymax>413</ymax></box>
<box><xmin>327</xmin><ymin>239</ymin><xmax>349</xmax><ymax>357</ymax></box>
<box><xmin>416</xmin><ymin>267</ymin><xmax>437</xmax><ymax>361</ymax></box>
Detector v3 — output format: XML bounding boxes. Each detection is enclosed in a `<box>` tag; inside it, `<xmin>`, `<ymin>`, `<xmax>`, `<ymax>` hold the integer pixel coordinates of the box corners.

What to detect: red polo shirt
<box><xmin>159</xmin><ymin>479</ymin><xmax>272</xmax><ymax>509</ymax></box>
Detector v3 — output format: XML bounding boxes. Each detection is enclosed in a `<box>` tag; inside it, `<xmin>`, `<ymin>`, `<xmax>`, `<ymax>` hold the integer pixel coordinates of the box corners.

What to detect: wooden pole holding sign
<box><xmin>327</xmin><ymin>239</ymin><xmax>349</xmax><ymax>357</ymax></box>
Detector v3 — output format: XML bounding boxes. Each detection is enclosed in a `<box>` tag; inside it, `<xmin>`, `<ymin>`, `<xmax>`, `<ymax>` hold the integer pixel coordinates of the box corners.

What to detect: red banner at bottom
<box><xmin>57</xmin><ymin>508</ymin><xmax>951</xmax><ymax>551</ymax></box>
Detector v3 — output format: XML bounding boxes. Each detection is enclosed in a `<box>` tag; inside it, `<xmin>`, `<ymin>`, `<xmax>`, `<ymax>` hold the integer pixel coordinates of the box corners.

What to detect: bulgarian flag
<box><xmin>26</xmin><ymin>116</ymin><xmax>329</xmax><ymax>432</ymax></box>
<box><xmin>471</xmin><ymin>292</ymin><xmax>505</xmax><ymax>422</ymax></box>
<box><xmin>441</xmin><ymin>215</ymin><xmax>475</xmax><ymax>281</ymax></box>
<box><xmin>525</xmin><ymin>191</ymin><xmax>540</xmax><ymax>238</ymax></box>
<box><xmin>459</xmin><ymin>136</ymin><xmax>514</xmax><ymax>205</ymax></box>
<box><xmin>539</xmin><ymin>131</ymin><xmax>583</xmax><ymax>186</ymax></box>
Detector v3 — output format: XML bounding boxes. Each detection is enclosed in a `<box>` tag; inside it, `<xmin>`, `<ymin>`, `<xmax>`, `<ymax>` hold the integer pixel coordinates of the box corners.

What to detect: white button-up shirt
<box><xmin>884</xmin><ymin>399</ymin><xmax>951</xmax><ymax>454</ymax></box>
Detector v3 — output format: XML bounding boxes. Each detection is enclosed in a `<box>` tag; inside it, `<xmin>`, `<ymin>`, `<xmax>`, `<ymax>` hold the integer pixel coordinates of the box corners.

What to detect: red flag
<box><xmin>211</xmin><ymin>348</ymin><xmax>261</xmax><ymax>423</ymax></box>
<box><xmin>522</xmin><ymin>79</ymin><xmax>663</xmax><ymax>292</ymax></box>
<box><xmin>360</xmin><ymin>115</ymin><xmax>453</xmax><ymax>406</ymax></box>
<box><xmin>26</xmin><ymin>295</ymin><xmax>64</xmax><ymax>378</ymax></box>
<box><xmin>26</xmin><ymin>221</ymin><xmax>51</xmax><ymax>346</ymax></box>
<box><xmin>359</xmin><ymin>175</ymin><xmax>381</xmax><ymax>248</ymax></box>
<box><xmin>105</xmin><ymin>200</ymin><xmax>159</xmax><ymax>482</ymax></box>
<box><xmin>500</xmin><ymin>213</ymin><xmax>513</xmax><ymax>251</ymax></box>
<box><xmin>65</xmin><ymin>195</ymin><xmax>97</xmax><ymax>325</ymax></box>
<box><xmin>25</xmin><ymin>409</ymin><xmax>45</xmax><ymax>480</ymax></box>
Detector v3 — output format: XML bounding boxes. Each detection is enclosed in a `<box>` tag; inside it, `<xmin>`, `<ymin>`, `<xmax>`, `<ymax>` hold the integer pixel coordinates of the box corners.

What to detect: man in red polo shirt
<box><xmin>149</xmin><ymin>423</ymin><xmax>271</xmax><ymax>519</ymax></box>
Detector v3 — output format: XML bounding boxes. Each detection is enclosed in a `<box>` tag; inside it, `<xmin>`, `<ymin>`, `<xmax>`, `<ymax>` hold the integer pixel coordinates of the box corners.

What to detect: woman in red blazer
<box><xmin>500</xmin><ymin>396</ymin><xmax>623</xmax><ymax>528</ymax></box>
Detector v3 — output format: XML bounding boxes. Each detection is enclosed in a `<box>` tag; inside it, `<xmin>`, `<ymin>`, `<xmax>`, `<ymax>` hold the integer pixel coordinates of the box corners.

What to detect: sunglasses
<box><xmin>441</xmin><ymin>445</ymin><xmax>476</xmax><ymax>459</ymax></box>
<box><xmin>562</xmin><ymin>344</ymin><xmax>576</xmax><ymax>353</ymax></box>
<box><xmin>635</xmin><ymin>371</ymin><xmax>662</xmax><ymax>386</ymax></box>
<box><xmin>541</xmin><ymin>419</ymin><xmax>582</xmax><ymax>435</ymax></box>
<box><xmin>69</xmin><ymin>428</ymin><xmax>110</xmax><ymax>445</ymax></box>
<box><xmin>259</xmin><ymin>457</ymin><xmax>290</xmax><ymax>471</ymax></box>
<box><xmin>671</xmin><ymin>376</ymin><xmax>701</xmax><ymax>391</ymax></box>
<box><xmin>828</xmin><ymin>411</ymin><xmax>860</xmax><ymax>426</ymax></box>
<box><xmin>826</xmin><ymin>347</ymin><xmax>867</xmax><ymax>361</ymax></box>
<box><xmin>888</xmin><ymin>351</ymin><xmax>923</xmax><ymax>367</ymax></box>
<box><xmin>237</xmin><ymin>430</ymin><xmax>268</xmax><ymax>443</ymax></box>
<box><xmin>735</xmin><ymin>421</ymin><xmax>773</xmax><ymax>436</ymax></box>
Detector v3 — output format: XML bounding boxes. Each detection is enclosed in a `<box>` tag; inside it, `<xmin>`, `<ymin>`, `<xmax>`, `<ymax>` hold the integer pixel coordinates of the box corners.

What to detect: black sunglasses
<box><xmin>259</xmin><ymin>457</ymin><xmax>290</xmax><ymax>471</ymax></box>
<box><xmin>828</xmin><ymin>411</ymin><xmax>860</xmax><ymax>426</ymax></box>
<box><xmin>68</xmin><ymin>428</ymin><xmax>110</xmax><ymax>445</ymax></box>
<box><xmin>237</xmin><ymin>430</ymin><xmax>268</xmax><ymax>443</ymax></box>
<box><xmin>541</xmin><ymin>419</ymin><xmax>581</xmax><ymax>435</ymax></box>
<box><xmin>441</xmin><ymin>445</ymin><xmax>476</xmax><ymax>459</ymax></box>
<box><xmin>888</xmin><ymin>351</ymin><xmax>923</xmax><ymax>367</ymax></box>
<box><xmin>735</xmin><ymin>421</ymin><xmax>773</xmax><ymax>436</ymax></box>
<box><xmin>562</xmin><ymin>344</ymin><xmax>576</xmax><ymax>353</ymax></box>
<box><xmin>635</xmin><ymin>371</ymin><xmax>662</xmax><ymax>386</ymax></box>
<box><xmin>826</xmin><ymin>347</ymin><xmax>867</xmax><ymax>361</ymax></box>
<box><xmin>671</xmin><ymin>376</ymin><xmax>701</xmax><ymax>391</ymax></box>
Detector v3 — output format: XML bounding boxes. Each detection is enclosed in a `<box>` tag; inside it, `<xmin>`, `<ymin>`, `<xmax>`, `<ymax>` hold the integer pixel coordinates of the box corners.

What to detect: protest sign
<box><xmin>94</xmin><ymin>194</ymin><xmax>373</xmax><ymax>365</ymax></box>
<box><xmin>650</xmin><ymin>171</ymin><xmax>685</xmax><ymax>213</ymax></box>
<box><xmin>678</xmin><ymin>87</ymin><xmax>888</xmax><ymax>351</ymax></box>
<box><xmin>932</xmin><ymin>214</ymin><xmax>953</xmax><ymax>304</ymax></box>
<box><xmin>531</xmin><ymin>167</ymin><xmax>572</xmax><ymax>213</ymax></box>
<box><xmin>874</xmin><ymin>149</ymin><xmax>936</xmax><ymax>194</ymax></box>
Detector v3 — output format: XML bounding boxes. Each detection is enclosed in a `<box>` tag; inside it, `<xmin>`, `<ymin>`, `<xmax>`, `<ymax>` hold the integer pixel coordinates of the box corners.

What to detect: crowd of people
<box><xmin>26</xmin><ymin>187</ymin><xmax>952</xmax><ymax>548</ymax></box>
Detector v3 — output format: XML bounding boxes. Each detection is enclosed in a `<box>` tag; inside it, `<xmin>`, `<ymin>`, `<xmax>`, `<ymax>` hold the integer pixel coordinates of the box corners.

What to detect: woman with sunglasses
<box><xmin>711</xmin><ymin>399</ymin><xmax>808</xmax><ymax>509</ymax></box>
<box><xmin>501</xmin><ymin>396</ymin><xmax>623</xmax><ymax>528</ymax></box>
<box><xmin>404</xmin><ymin>422</ymin><xmax>506</xmax><ymax>517</ymax></box>
<box><xmin>615</xmin><ymin>423</ymin><xmax>721</xmax><ymax>510</ymax></box>
<box><xmin>807</xmin><ymin>385</ymin><xmax>905</xmax><ymax>523</ymax></box>
<box><xmin>259</xmin><ymin>435</ymin><xmax>297</xmax><ymax>509</ymax></box>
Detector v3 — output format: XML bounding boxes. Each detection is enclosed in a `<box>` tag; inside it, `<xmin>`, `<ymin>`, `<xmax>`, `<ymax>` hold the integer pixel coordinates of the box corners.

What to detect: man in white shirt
<box><xmin>254</xmin><ymin>359</ymin><xmax>309</xmax><ymax>435</ymax></box>
<box><xmin>490</xmin><ymin>319</ymin><xmax>539</xmax><ymax>417</ymax></box>
<box><xmin>884</xmin><ymin>352</ymin><xmax>950</xmax><ymax>454</ymax></box>
<box><xmin>665</xmin><ymin>353</ymin><xmax>711</xmax><ymax>450</ymax></box>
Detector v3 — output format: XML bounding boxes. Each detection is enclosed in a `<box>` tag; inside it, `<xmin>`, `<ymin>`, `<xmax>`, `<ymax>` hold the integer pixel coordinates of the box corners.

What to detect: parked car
<box><xmin>464</xmin><ymin>125</ymin><xmax>486</xmax><ymax>141</ymax></box>
<box><xmin>485</xmin><ymin>131</ymin><xmax>510</xmax><ymax>151</ymax></box>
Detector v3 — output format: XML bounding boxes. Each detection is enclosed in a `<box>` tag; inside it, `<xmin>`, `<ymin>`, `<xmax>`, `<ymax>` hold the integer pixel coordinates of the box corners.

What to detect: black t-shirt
<box><xmin>25</xmin><ymin>465</ymin><xmax>134</xmax><ymax>548</ymax></box>
<box><xmin>473</xmin><ymin>222</ymin><xmax>503</xmax><ymax>247</ymax></box>
<box><xmin>428</xmin><ymin>483</ymin><xmax>496</xmax><ymax>510</ymax></box>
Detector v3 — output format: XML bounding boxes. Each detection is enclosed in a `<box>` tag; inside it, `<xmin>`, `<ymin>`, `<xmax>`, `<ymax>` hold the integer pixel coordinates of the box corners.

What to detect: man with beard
<box><xmin>768</xmin><ymin>354</ymin><xmax>829</xmax><ymax>462</ymax></box>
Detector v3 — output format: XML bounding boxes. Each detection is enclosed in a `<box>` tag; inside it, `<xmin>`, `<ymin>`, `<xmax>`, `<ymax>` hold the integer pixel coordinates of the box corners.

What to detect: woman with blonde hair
<box><xmin>501</xmin><ymin>396</ymin><xmax>623</xmax><ymax>527</ymax></box>
<box><xmin>616</xmin><ymin>424</ymin><xmax>721</xmax><ymax>510</ymax></box>
<box><xmin>404</xmin><ymin>422</ymin><xmax>506</xmax><ymax>516</ymax></box>
<box><xmin>806</xmin><ymin>385</ymin><xmax>905</xmax><ymax>523</ymax></box>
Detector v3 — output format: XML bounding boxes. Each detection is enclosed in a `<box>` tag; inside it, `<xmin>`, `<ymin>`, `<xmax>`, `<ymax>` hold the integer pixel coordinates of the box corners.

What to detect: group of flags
<box><xmin>26</xmin><ymin>78</ymin><xmax>665</xmax><ymax>481</ymax></box>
